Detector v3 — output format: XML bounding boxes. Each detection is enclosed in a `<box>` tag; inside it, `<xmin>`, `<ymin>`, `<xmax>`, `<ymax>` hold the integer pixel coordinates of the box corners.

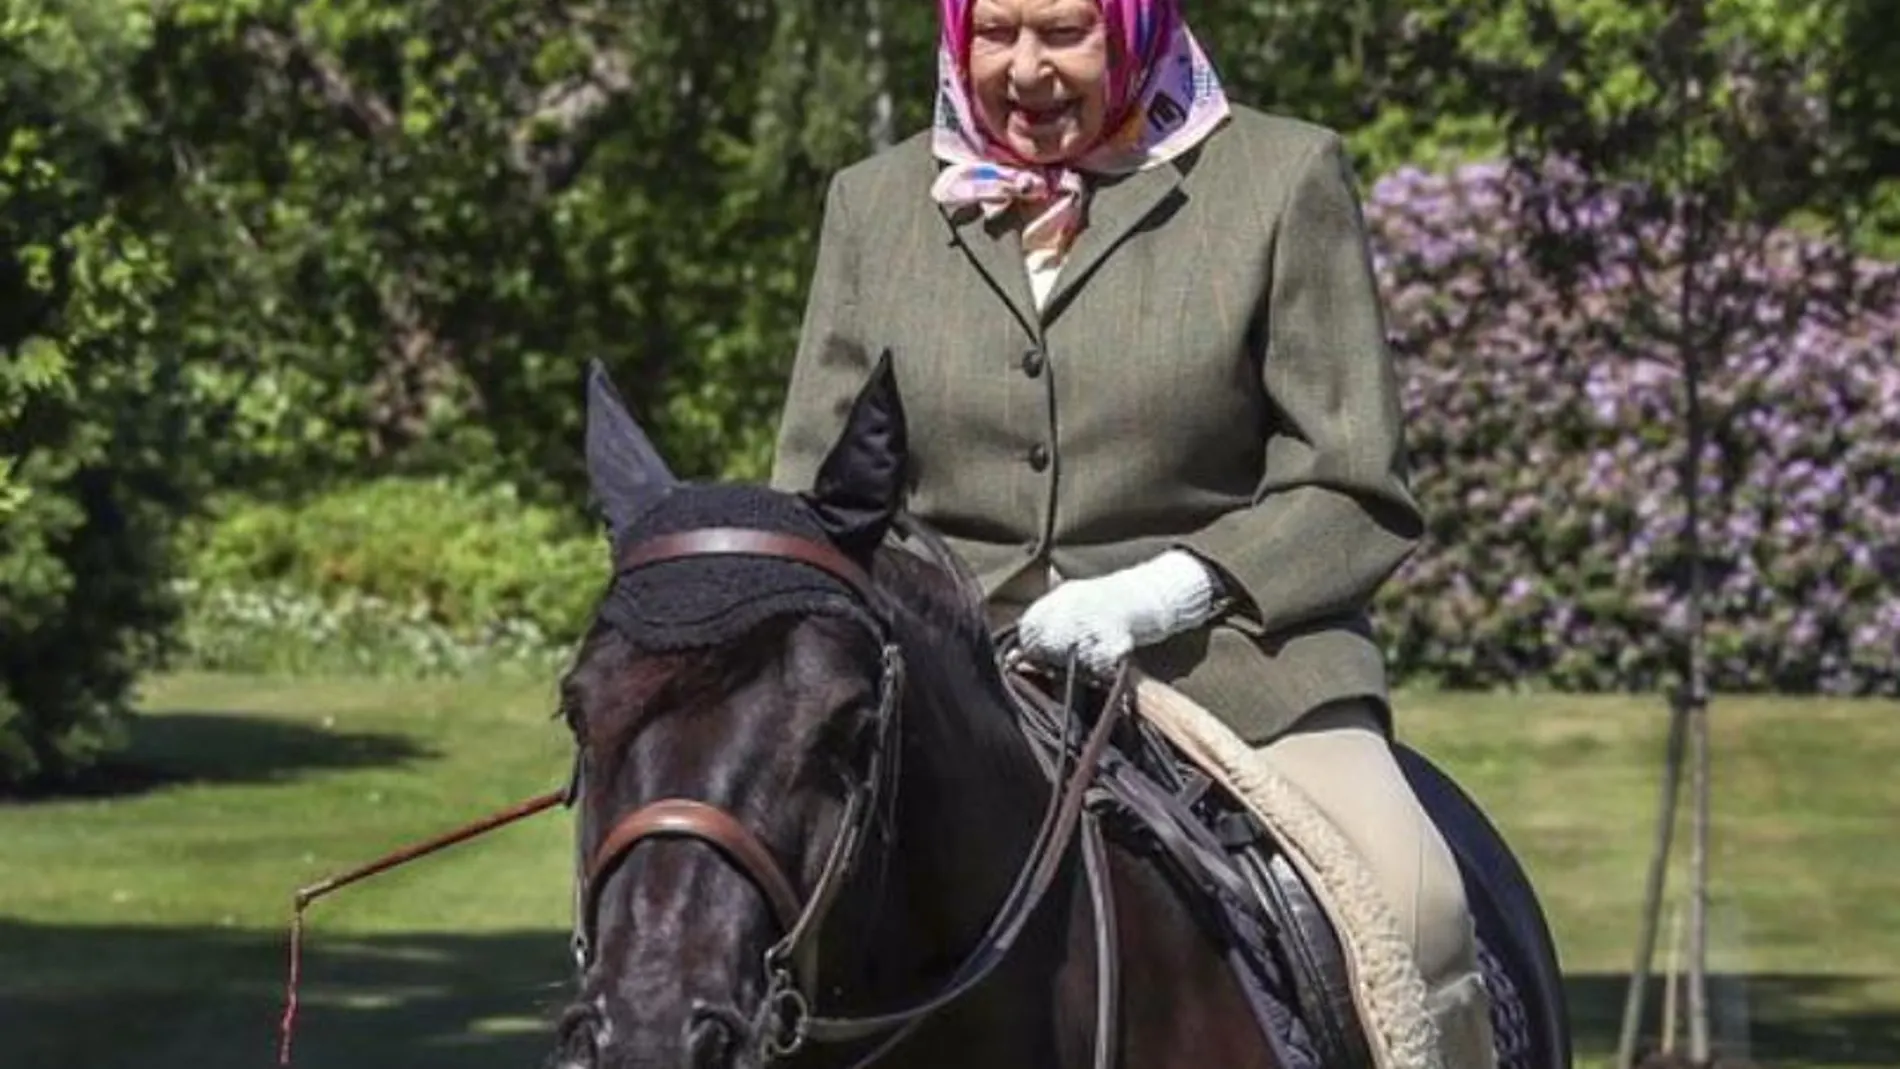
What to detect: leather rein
<box><xmin>578</xmin><ymin>526</ymin><xmax>1128</xmax><ymax>1065</ymax></box>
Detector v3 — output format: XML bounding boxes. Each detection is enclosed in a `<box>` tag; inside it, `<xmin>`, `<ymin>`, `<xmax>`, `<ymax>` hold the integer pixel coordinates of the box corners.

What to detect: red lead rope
<box><xmin>276</xmin><ymin>789</ymin><xmax>568</xmax><ymax>1066</ymax></box>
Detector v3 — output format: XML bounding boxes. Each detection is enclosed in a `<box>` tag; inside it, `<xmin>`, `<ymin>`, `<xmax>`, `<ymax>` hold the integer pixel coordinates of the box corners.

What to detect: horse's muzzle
<box><xmin>545</xmin><ymin>994</ymin><xmax>759</xmax><ymax>1069</ymax></box>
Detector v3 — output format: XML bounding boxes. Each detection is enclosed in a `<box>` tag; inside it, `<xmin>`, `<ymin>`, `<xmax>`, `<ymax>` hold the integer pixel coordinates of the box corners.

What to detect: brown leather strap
<box><xmin>1082</xmin><ymin>813</ymin><xmax>1120</xmax><ymax>1069</ymax></box>
<box><xmin>617</xmin><ymin>528</ymin><xmax>877</xmax><ymax>606</ymax></box>
<box><xmin>586</xmin><ymin>798</ymin><xmax>804</xmax><ymax>936</ymax></box>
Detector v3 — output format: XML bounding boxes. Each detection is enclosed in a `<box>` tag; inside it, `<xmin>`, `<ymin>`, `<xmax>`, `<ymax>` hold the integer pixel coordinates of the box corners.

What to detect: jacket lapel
<box><xmin>935</xmin><ymin>156</ymin><xmax>1185</xmax><ymax>331</ymax></box>
<box><xmin>942</xmin><ymin>205</ymin><xmax>1043</xmax><ymax>340</ymax></box>
<box><xmin>1043</xmin><ymin>161</ymin><xmax>1184</xmax><ymax>319</ymax></box>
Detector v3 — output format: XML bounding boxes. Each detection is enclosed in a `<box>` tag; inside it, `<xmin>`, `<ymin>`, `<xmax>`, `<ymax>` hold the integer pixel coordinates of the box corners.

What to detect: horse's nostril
<box><xmin>685</xmin><ymin>1004</ymin><xmax>746</xmax><ymax>1069</ymax></box>
<box><xmin>551</xmin><ymin>1003</ymin><xmax>604</xmax><ymax>1069</ymax></box>
<box><xmin>688</xmin><ymin>1020</ymin><xmax>731</xmax><ymax>1069</ymax></box>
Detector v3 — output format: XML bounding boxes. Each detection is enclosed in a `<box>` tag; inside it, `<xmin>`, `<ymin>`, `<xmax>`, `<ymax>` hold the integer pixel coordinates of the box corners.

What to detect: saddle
<box><xmin>999</xmin><ymin>653</ymin><xmax>1571</xmax><ymax>1069</ymax></box>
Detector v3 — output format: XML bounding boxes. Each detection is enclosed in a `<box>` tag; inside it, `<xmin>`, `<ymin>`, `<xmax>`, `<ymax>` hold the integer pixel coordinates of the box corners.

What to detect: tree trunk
<box><xmin>1613</xmin><ymin>696</ymin><xmax>1688</xmax><ymax>1069</ymax></box>
<box><xmin>1676</xmin><ymin>25</ymin><xmax>1716</xmax><ymax>1059</ymax></box>
<box><xmin>866</xmin><ymin>0</ymin><xmax>894</xmax><ymax>151</ymax></box>
<box><xmin>1686</xmin><ymin>686</ymin><xmax>1711</xmax><ymax>1063</ymax></box>
<box><xmin>1662</xmin><ymin>898</ymin><xmax>1684</xmax><ymax>1054</ymax></box>
<box><xmin>1679</xmin><ymin>73</ymin><xmax>1714</xmax><ymax>1063</ymax></box>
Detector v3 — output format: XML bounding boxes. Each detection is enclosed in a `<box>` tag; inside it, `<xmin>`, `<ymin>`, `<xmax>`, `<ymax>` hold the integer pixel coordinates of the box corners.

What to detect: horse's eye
<box><xmin>556</xmin><ymin>679</ymin><xmax>583</xmax><ymax>729</ymax></box>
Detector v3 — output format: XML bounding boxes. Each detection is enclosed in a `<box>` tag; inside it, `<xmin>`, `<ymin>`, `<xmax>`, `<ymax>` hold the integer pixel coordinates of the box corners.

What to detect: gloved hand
<box><xmin>1017</xmin><ymin>550</ymin><xmax>1225</xmax><ymax>677</ymax></box>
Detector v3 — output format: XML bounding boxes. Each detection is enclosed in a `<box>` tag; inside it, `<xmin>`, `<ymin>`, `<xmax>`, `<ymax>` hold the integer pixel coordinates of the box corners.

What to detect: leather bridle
<box><xmin>571</xmin><ymin>524</ymin><xmax>1128</xmax><ymax>1067</ymax></box>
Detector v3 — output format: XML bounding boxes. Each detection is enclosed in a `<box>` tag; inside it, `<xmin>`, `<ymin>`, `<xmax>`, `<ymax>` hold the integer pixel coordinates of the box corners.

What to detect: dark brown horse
<box><xmin>545</xmin><ymin>356</ymin><xmax>1570</xmax><ymax>1069</ymax></box>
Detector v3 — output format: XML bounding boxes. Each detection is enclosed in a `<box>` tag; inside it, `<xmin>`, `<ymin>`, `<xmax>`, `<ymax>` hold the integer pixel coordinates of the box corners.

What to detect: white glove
<box><xmin>1017</xmin><ymin>550</ymin><xmax>1224</xmax><ymax>677</ymax></box>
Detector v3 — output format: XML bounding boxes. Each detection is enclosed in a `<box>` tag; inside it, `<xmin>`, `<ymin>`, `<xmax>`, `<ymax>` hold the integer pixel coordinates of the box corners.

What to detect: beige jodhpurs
<box><xmin>1254</xmin><ymin>698</ymin><xmax>1497</xmax><ymax>1069</ymax></box>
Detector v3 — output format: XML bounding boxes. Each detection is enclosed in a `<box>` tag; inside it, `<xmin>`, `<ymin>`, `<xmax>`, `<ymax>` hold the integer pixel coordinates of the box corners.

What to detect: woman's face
<box><xmin>967</xmin><ymin>0</ymin><xmax>1111</xmax><ymax>164</ymax></box>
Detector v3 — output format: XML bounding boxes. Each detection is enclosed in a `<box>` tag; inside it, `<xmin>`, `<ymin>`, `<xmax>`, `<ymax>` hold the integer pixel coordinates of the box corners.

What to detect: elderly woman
<box><xmin>769</xmin><ymin>1</ymin><xmax>1492</xmax><ymax>1066</ymax></box>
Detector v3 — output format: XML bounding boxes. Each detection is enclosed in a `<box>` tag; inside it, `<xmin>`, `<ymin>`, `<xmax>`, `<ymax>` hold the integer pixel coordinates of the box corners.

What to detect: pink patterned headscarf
<box><xmin>930</xmin><ymin>0</ymin><xmax>1230</xmax><ymax>262</ymax></box>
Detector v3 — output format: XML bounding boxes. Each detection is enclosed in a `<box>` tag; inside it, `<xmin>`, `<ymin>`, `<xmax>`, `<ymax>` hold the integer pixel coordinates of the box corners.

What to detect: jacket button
<box><xmin>1020</xmin><ymin>347</ymin><xmax>1045</xmax><ymax>377</ymax></box>
<box><xmin>1028</xmin><ymin>444</ymin><xmax>1050</xmax><ymax>471</ymax></box>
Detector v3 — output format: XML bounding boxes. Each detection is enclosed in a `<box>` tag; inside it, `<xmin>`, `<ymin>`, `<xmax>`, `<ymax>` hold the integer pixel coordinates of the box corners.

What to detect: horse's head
<box><xmin>549</xmin><ymin>356</ymin><xmax>909</xmax><ymax>1069</ymax></box>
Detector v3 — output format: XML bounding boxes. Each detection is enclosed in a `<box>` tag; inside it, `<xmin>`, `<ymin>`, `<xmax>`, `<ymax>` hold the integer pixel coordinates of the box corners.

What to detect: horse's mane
<box><xmin>870</xmin><ymin>526</ymin><xmax>991</xmax><ymax>655</ymax></box>
<box><xmin>868</xmin><ymin>520</ymin><xmax>1036</xmax><ymax>775</ymax></box>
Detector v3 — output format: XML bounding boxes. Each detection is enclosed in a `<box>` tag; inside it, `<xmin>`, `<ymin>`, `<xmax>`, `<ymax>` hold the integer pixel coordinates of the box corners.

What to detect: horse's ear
<box><xmin>803</xmin><ymin>350</ymin><xmax>907</xmax><ymax>559</ymax></box>
<box><xmin>585</xmin><ymin>359</ymin><xmax>677</xmax><ymax>533</ymax></box>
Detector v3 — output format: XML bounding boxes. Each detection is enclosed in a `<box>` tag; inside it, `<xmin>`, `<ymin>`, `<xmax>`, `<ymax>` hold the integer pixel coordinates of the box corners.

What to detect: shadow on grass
<box><xmin>0</xmin><ymin>917</ymin><xmax>573</xmax><ymax>1069</ymax></box>
<box><xmin>8</xmin><ymin>712</ymin><xmax>438</xmax><ymax>801</ymax></box>
<box><xmin>5</xmin><ymin>914</ymin><xmax>1897</xmax><ymax>1069</ymax></box>
<box><xmin>1565</xmin><ymin>972</ymin><xmax>1900</xmax><ymax>1067</ymax></box>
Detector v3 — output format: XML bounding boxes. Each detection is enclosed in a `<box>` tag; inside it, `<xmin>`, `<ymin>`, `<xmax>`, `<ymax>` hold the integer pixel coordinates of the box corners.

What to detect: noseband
<box><xmin>572</xmin><ymin>524</ymin><xmax>1127</xmax><ymax>1067</ymax></box>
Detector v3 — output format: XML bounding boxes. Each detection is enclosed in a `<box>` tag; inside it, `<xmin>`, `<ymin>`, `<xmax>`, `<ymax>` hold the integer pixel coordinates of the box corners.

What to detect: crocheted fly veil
<box><xmin>582</xmin><ymin>354</ymin><xmax>908</xmax><ymax>650</ymax></box>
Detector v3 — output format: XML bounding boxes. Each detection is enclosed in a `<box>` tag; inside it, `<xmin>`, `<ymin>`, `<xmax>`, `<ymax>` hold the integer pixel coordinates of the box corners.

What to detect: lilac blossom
<box><xmin>1364</xmin><ymin>158</ymin><xmax>1900</xmax><ymax>696</ymax></box>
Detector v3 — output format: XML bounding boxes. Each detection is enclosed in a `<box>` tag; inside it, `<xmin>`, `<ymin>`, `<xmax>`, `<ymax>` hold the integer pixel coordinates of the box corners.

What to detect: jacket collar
<box><xmin>937</xmin><ymin>156</ymin><xmax>1186</xmax><ymax>335</ymax></box>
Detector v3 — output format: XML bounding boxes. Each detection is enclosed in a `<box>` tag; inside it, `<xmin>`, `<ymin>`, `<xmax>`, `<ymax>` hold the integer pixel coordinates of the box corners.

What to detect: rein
<box><xmin>274</xmin><ymin>524</ymin><xmax>1124</xmax><ymax>1069</ymax></box>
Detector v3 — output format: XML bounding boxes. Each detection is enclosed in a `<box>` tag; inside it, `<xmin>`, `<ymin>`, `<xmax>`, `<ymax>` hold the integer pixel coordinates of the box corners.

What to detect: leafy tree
<box><xmin>133</xmin><ymin>0</ymin><xmax>895</xmax><ymax>503</ymax></box>
<box><xmin>0</xmin><ymin>0</ymin><xmax>187</xmax><ymax>788</ymax></box>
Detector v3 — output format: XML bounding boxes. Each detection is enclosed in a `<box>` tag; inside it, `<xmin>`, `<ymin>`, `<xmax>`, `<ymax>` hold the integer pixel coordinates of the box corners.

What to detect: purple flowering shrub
<box><xmin>1364</xmin><ymin>160</ymin><xmax>1900</xmax><ymax>695</ymax></box>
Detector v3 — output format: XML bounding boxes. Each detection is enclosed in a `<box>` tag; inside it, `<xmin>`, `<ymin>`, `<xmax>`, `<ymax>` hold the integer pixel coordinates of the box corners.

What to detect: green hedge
<box><xmin>177</xmin><ymin>478</ymin><xmax>603</xmax><ymax>677</ymax></box>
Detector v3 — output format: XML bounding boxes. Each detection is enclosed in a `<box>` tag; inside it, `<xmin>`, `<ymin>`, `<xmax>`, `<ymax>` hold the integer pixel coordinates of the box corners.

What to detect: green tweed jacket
<box><xmin>768</xmin><ymin>105</ymin><xmax>1424</xmax><ymax>744</ymax></box>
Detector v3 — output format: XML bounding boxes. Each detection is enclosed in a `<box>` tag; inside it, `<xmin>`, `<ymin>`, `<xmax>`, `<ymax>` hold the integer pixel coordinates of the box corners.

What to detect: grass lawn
<box><xmin>3</xmin><ymin>671</ymin><xmax>1897</xmax><ymax>1068</ymax></box>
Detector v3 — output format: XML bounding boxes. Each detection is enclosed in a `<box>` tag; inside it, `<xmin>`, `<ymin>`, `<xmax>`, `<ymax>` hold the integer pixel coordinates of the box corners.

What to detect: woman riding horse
<box><xmin>767</xmin><ymin>1</ymin><xmax>1495</xmax><ymax>1066</ymax></box>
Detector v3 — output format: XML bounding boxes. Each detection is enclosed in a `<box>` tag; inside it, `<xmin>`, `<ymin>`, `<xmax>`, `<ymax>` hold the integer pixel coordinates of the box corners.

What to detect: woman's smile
<box><xmin>1007</xmin><ymin>98</ymin><xmax>1082</xmax><ymax>135</ymax></box>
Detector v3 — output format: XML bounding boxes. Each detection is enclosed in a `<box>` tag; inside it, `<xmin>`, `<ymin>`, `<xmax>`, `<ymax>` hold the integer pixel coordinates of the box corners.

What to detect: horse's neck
<box><xmin>880</xmin><ymin>626</ymin><xmax>1052</xmax><ymax>967</ymax></box>
<box><xmin>836</xmin><ymin>545</ymin><xmax>1055</xmax><ymax>985</ymax></box>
